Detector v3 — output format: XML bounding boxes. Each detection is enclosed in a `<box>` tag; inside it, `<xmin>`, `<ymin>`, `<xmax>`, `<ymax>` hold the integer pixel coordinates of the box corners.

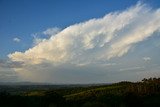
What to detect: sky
<box><xmin>0</xmin><ymin>0</ymin><xmax>160</xmax><ymax>83</ymax></box>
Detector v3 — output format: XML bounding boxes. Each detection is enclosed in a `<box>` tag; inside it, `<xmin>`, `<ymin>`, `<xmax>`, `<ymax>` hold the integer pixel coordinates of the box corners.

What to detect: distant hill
<box><xmin>0</xmin><ymin>82</ymin><xmax>52</xmax><ymax>85</ymax></box>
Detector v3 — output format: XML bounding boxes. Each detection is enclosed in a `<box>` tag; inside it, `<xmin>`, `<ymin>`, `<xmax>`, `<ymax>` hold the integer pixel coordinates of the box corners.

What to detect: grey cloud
<box><xmin>0</xmin><ymin>59</ymin><xmax>23</xmax><ymax>68</ymax></box>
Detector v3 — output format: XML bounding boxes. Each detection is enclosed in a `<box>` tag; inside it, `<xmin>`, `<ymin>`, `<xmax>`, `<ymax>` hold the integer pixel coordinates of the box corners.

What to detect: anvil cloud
<box><xmin>8</xmin><ymin>3</ymin><xmax>160</xmax><ymax>83</ymax></box>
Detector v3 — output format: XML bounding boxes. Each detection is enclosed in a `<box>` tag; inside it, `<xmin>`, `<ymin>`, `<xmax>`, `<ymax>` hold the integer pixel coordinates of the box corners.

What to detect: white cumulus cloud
<box><xmin>13</xmin><ymin>37</ymin><xmax>21</xmax><ymax>43</ymax></box>
<box><xmin>143</xmin><ymin>57</ymin><xmax>151</xmax><ymax>61</ymax></box>
<box><xmin>9</xmin><ymin>3</ymin><xmax>160</xmax><ymax>65</ymax></box>
<box><xmin>43</xmin><ymin>27</ymin><xmax>61</xmax><ymax>36</ymax></box>
<box><xmin>7</xmin><ymin>2</ymin><xmax>160</xmax><ymax>83</ymax></box>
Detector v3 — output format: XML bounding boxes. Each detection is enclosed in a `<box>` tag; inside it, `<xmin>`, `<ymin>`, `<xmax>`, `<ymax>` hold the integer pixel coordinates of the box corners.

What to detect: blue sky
<box><xmin>0</xmin><ymin>0</ymin><xmax>147</xmax><ymax>57</ymax></box>
<box><xmin>0</xmin><ymin>0</ymin><xmax>160</xmax><ymax>57</ymax></box>
<box><xmin>0</xmin><ymin>0</ymin><xmax>160</xmax><ymax>83</ymax></box>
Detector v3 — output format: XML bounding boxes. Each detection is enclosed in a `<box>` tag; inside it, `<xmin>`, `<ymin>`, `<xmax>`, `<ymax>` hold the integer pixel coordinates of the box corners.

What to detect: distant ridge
<box><xmin>0</xmin><ymin>82</ymin><xmax>52</xmax><ymax>86</ymax></box>
<box><xmin>0</xmin><ymin>81</ymin><xmax>111</xmax><ymax>86</ymax></box>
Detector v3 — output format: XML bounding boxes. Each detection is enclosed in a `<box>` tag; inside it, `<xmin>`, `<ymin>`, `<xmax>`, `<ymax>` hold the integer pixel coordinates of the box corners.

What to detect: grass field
<box><xmin>0</xmin><ymin>78</ymin><xmax>160</xmax><ymax>107</ymax></box>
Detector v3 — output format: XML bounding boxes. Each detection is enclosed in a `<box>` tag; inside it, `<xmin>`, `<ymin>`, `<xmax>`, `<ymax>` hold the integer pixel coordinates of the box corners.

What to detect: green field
<box><xmin>0</xmin><ymin>78</ymin><xmax>160</xmax><ymax>107</ymax></box>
